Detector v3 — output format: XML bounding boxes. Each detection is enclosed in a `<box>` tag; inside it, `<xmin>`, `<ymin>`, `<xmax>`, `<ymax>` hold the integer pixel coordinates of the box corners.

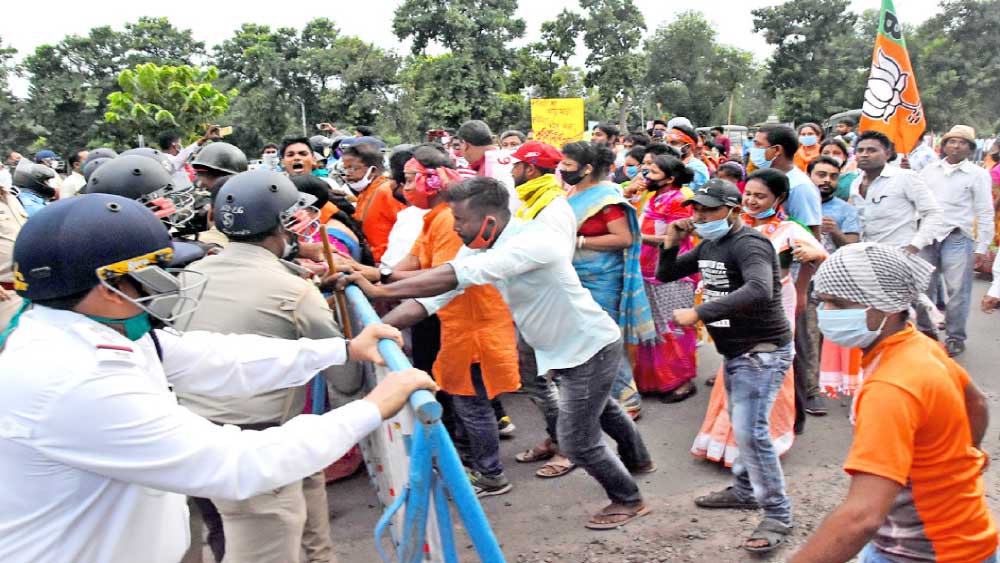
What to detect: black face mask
<box><xmin>561</xmin><ymin>168</ymin><xmax>588</xmax><ymax>186</ymax></box>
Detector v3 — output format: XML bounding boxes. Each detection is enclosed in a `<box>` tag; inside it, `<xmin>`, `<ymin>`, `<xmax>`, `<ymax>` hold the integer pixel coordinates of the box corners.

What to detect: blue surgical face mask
<box><xmin>816</xmin><ymin>306</ymin><xmax>886</xmax><ymax>349</ymax></box>
<box><xmin>693</xmin><ymin>210</ymin><xmax>733</xmax><ymax>241</ymax></box>
<box><xmin>87</xmin><ymin>311</ymin><xmax>153</xmax><ymax>341</ymax></box>
<box><xmin>749</xmin><ymin>147</ymin><xmax>775</xmax><ymax>169</ymax></box>
<box><xmin>799</xmin><ymin>135</ymin><xmax>819</xmax><ymax>147</ymax></box>
<box><xmin>625</xmin><ymin>165</ymin><xmax>639</xmax><ymax>179</ymax></box>
<box><xmin>742</xmin><ymin>205</ymin><xmax>776</xmax><ymax>219</ymax></box>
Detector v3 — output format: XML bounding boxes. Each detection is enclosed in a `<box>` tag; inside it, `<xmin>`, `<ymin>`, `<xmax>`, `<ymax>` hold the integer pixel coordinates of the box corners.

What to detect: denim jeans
<box><xmin>859</xmin><ymin>543</ymin><xmax>998</xmax><ymax>563</ymax></box>
<box><xmin>610</xmin><ymin>345</ymin><xmax>641</xmax><ymax>410</ymax></box>
<box><xmin>918</xmin><ymin>230</ymin><xmax>975</xmax><ymax>343</ymax></box>
<box><xmin>553</xmin><ymin>338</ymin><xmax>650</xmax><ymax>505</ymax></box>
<box><xmin>517</xmin><ymin>333</ymin><xmax>560</xmax><ymax>443</ymax></box>
<box><xmin>723</xmin><ymin>342</ymin><xmax>794</xmax><ymax>525</ymax></box>
<box><xmin>449</xmin><ymin>364</ymin><xmax>504</xmax><ymax>477</ymax></box>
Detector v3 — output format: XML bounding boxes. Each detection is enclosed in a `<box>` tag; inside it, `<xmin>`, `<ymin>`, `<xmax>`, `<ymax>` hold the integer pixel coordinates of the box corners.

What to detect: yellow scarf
<box><xmin>516</xmin><ymin>174</ymin><xmax>565</xmax><ymax>220</ymax></box>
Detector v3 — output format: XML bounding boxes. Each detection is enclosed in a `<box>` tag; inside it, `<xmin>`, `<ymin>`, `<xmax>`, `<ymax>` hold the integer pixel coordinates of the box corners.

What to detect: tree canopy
<box><xmin>1</xmin><ymin>0</ymin><xmax>998</xmax><ymax>157</ymax></box>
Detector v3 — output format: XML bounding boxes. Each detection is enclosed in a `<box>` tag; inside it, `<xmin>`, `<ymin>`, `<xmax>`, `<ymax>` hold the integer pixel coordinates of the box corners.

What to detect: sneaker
<box><xmin>804</xmin><ymin>395</ymin><xmax>828</xmax><ymax>416</ymax></box>
<box><xmin>945</xmin><ymin>339</ymin><xmax>966</xmax><ymax>358</ymax></box>
<box><xmin>470</xmin><ymin>471</ymin><xmax>512</xmax><ymax>498</ymax></box>
<box><xmin>497</xmin><ymin>416</ymin><xmax>516</xmax><ymax>437</ymax></box>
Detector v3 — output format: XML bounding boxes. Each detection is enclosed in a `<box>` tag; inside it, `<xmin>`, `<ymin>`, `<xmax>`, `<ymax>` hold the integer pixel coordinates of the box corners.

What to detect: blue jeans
<box><xmin>611</xmin><ymin>344</ymin><xmax>641</xmax><ymax>409</ymax></box>
<box><xmin>723</xmin><ymin>342</ymin><xmax>794</xmax><ymax>525</ymax></box>
<box><xmin>860</xmin><ymin>543</ymin><xmax>998</xmax><ymax>563</ymax></box>
<box><xmin>553</xmin><ymin>338</ymin><xmax>650</xmax><ymax>505</ymax></box>
<box><xmin>450</xmin><ymin>364</ymin><xmax>503</xmax><ymax>477</ymax></box>
<box><xmin>918</xmin><ymin>230</ymin><xmax>975</xmax><ymax>343</ymax></box>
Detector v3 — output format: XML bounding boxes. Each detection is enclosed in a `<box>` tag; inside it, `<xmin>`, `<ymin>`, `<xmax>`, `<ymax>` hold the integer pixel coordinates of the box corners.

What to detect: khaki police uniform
<box><xmin>178</xmin><ymin>242</ymin><xmax>351</xmax><ymax>563</ymax></box>
<box><xmin>0</xmin><ymin>188</ymin><xmax>27</xmax><ymax>331</ymax></box>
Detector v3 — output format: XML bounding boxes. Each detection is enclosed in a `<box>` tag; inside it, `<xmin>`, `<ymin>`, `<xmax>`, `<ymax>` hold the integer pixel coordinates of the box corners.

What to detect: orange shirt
<box><xmin>793</xmin><ymin>145</ymin><xmax>821</xmax><ymax>173</ymax></box>
<box><xmin>411</xmin><ymin>204</ymin><xmax>519</xmax><ymax>398</ymax></box>
<box><xmin>353</xmin><ymin>176</ymin><xmax>406</xmax><ymax>263</ymax></box>
<box><xmin>845</xmin><ymin>325</ymin><xmax>997</xmax><ymax>563</ymax></box>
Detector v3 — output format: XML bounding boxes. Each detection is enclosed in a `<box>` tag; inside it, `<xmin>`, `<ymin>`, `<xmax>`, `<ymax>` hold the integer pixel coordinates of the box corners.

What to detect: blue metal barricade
<box><xmin>343</xmin><ymin>286</ymin><xmax>505</xmax><ymax>563</ymax></box>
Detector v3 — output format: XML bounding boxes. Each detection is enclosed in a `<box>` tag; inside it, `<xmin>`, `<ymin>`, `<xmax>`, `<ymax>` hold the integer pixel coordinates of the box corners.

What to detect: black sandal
<box><xmin>744</xmin><ymin>518</ymin><xmax>792</xmax><ymax>553</ymax></box>
<box><xmin>694</xmin><ymin>486</ymin><xmax>759</xmax><ymax>510</ymax></box>
<box><xmin>660</xmin><ymin>383</ymin><xmax>698</xmax><ymax>404</ymax></box>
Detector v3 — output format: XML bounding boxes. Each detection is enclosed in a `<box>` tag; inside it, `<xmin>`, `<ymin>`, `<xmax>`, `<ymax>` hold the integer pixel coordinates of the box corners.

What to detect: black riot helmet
<box><xmin>82</xmin><ymin>157</ymin><xmax>112</xmax><ymax>183</ymax></box>
<box><xmin>213</xmin><ymin>171</ymin><xmax>318</xmax><ymax>239</ymax></box>
<box><xmin>12</xmin><ymin>159</ymin><xmax>57</xmax><ymax>198</ymax></box>
<box><xmin>86</xmin><ymin>155</ymin><xmax>195</xmax><ymax>228</ymax></box>
<box><xmin>119</xmin><ymin>147</ymin><xmax>177</xmax><ymax>176</ymax></box>
<box><xmin>82</xmin><ymin>147</ymin><xmax>119</xmax><ymax>167</ymax></box>
<box><xmin>192</xmin><ymin>142</ymin><xmax>248</xmax><ymax>176</ymax></box>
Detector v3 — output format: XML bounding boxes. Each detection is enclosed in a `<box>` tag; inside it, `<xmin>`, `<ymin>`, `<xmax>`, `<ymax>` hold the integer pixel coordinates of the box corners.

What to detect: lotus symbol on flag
<box><xmin>862</xmin><ymin>48</ymin><xmax>922</xmax><ymax>124</ymax></box>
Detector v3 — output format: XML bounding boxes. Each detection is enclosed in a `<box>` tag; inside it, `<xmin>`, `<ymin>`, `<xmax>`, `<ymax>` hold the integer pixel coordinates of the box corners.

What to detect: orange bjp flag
<box><xmin>858</xmin><ymin>0</ymin><xmax>927</xmax><ymax>154</ymax></box>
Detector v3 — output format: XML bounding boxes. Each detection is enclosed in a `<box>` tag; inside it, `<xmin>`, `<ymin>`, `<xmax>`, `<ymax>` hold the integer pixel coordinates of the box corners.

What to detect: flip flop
<box><xmin>744</xmin><ymin>518</ymin><xmax>792</xmax><ymax>554</ymax></box>
<box><xmin>585</xmin><ymin>502</ymin><xmax>651</xmax><ymax>530</ymax></box>
<box><xmin>536</xmin><ymin>454</ymin><xmax>577</xmax><ymax>478</ymax></box>
<box><xmin>515</xmin><ymin>441</ymin><xmax>556</xmax><ymax>463</ymax></box>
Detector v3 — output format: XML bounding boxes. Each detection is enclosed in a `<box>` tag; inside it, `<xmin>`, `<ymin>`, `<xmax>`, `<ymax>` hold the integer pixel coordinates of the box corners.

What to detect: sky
<box><xmin>2</xmin><ymin>0</ymin><xmax>942</xmax><ymax>96</ymax></box>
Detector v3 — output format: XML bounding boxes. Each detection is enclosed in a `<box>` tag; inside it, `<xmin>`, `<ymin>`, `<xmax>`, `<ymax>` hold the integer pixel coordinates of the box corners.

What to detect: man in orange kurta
<box><xmin>407</xmin><ymin>201</ymin><xmax>520</xmax><ymax>494</ymax></box>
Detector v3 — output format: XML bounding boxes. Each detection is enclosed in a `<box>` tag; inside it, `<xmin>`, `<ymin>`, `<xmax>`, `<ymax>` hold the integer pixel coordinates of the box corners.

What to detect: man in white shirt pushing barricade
<box><xmin>0</xmin><ymin>193</ymin><xmax>436</xmax><ymax>563</ymax></box>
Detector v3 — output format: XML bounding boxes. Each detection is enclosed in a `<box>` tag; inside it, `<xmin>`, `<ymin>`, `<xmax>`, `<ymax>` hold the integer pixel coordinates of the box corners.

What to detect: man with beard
<box><xmin>342</xmin><ymin>176</ymin><xmax>654</xmax><ymax>530</ymax></box>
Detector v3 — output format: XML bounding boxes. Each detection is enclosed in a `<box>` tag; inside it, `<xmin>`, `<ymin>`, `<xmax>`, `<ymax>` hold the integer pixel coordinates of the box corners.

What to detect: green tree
<box><xmin>0</xmin><ymin>37</ymin><xmax>37</xmax><ymax>154</ymax></box>
<box><xmin>212</xmin><ymin>23</ymin><xmax>304</xmax><ymax>150</ymax></box>
<box><xmin>909</xmin><ymin>0</ymin><xmax>1000</xmax><ymax>133</ymax></box>
<box><xmin>643</xmin><ymin>11</ymin><xmax>756</xmax><ymax>127</ymax></box>
<box><xmin>577</xmin><ymin>0</ymin><xmax>647</xmax><ymax>129</ymax></box>
<box><xmin>105</xmin><ymin>63</ymin><xmax>234</xmax><ymax>143</ymax></box>
<box><xmin>752</xmin><ymin>0</ymin><xmax>869</xmax><ymax>122</ymax></box>
<box><xmin>21</xmin><ymin>18</ymin><xmax>204</xmax><ymax>154</ymax></box>
<box><xmin>393</xmin><ymin>0</ymin><xmax>526</xmax><ymax>134</ymax></box>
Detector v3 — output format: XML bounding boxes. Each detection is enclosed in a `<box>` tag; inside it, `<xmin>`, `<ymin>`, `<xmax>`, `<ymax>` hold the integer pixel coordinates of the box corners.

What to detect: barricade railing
<box><xmin>312</xmin><ymin>286</ymin><xmax>505</xmax><ymax>563</ymax></box>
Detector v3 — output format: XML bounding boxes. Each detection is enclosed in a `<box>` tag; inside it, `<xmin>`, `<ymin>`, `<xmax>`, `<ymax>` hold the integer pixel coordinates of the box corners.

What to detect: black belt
<box><xmin>213</xmin><ymin>420</ymin><xmax>280</xmax><ymax>431</ymax></box>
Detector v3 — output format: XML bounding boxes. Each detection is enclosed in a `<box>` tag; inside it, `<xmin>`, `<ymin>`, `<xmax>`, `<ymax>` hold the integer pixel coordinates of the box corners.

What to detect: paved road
<box><xmin>199</xmin><ymin>279</ymin><xmax>1000</xmax><ymax>562</ymax></box>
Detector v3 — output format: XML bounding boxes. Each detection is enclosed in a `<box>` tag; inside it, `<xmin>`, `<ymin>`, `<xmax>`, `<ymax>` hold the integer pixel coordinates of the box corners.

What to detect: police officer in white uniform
<box><xmin>0</xmin><ymin>194</ymin><xmax>436</xmax><ymax>563</ymax></box>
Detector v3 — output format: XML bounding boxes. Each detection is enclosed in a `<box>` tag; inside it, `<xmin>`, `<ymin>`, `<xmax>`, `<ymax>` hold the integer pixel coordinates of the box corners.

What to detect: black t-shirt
<box><xmin>656</xmin><ymin>225</ymin><xmax>791</xmax><ymax>358</ymax></box>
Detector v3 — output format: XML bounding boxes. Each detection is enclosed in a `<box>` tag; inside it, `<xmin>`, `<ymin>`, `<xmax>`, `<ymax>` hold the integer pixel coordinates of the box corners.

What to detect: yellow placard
<box><xmin>530</xmin><ymin>98</ymin><xmax>585</xmax><ymax>149</ymax></box>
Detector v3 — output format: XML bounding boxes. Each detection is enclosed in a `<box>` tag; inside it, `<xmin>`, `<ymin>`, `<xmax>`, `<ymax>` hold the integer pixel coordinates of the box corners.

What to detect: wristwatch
<box><xmin>379</xmin><ymin>264</ymin><xmax>394</xmax><ymax>284</ymax></box>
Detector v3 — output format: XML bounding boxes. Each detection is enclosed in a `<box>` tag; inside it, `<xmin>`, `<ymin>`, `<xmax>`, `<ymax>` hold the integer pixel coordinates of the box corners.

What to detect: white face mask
<box><xmin>348</xmin><ymin>166</ymin><xmax>376</xmax><ymax>191</ymax></box>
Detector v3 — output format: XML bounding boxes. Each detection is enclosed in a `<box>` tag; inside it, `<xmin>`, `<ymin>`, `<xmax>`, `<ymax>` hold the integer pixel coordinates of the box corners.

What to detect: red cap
<box><xmin>509</xmin><ymin>142</ymin><xmax>563</xmax><ymax>170</ymax></box>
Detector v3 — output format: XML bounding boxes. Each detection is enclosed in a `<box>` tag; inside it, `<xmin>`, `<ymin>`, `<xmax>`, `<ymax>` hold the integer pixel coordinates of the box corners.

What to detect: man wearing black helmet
<box><xmin>177</xmin><ymin>171</ymin><xmax>350</xmax><ymax>563</ymax></box>
<box><xmin>0</xmin><ymin>194</ymin><xmax>436</xmax><ymax>563</ymax></box>
<box><xmin>12</xmin><ymin>159</ymin><xmax>57</xmax><ymax>217</ymax></box>
<box><xmin>86</xmin><ymin>154</ymin><xmax>198</xmax><ymax>230</ymax></box>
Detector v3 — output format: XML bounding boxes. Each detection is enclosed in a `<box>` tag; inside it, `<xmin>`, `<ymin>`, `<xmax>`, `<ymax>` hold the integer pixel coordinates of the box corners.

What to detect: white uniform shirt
<box><xmin>849</xmin><ymin>165</ymin><xmax>943</xmax><ymax>249</ymax></box>
<box><xmin>0</xmin><ymin>306</ymin><xmax>381</xmax><ymax>563</ymax></box>
<box><xmin>417</xmin><ymin>219</ymin><xmax>621</xmax><ymax>374</ymax></box>
<box><xmin>530</xmin><ymin>195</ymin><xmax>577</xmax><ymax>256</ymax></box>
<box><xmin>59</xmin><ymin>171</ymin><xmax>86</xmax><ymax>198</ymax></box>
<box><xmin>920</xmin><ymin>159</ymin><xmax>994</xmax><ymax>254</ymax></box>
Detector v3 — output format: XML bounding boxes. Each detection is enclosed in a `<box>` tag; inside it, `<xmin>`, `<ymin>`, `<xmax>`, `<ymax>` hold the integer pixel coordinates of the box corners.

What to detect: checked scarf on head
<box><xmin>814</xmin><ymin>243</ymin><xmax>934</xmax><ymax>313</ymax></box>
<box><xmin>516</xmin><ymin>174</ymin><xmax>565</xmax><ymax>220</ymax></box>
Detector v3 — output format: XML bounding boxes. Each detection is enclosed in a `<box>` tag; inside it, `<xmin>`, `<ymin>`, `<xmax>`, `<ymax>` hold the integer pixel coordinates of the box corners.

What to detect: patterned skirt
<box><xmin>632</xmin><ymin>280</ymin><xmax>698</xmax><ymax>393</ymax></box>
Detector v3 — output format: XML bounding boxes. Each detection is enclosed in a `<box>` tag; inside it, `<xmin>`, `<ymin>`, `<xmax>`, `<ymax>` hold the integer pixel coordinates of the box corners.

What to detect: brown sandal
<box><xmin>585</xmin><ymin>502</ymin><xmax>651</xmax><ymax>530</ymax></box>
<box><xmin>515</xmin><ymin>440</ymin><xmax>556</xmax><ymax>463</ymax></box>
<box><xmin>535</xmin><ymin>454</ymin><xmax>577</xmax><ymax>478</ymax></box>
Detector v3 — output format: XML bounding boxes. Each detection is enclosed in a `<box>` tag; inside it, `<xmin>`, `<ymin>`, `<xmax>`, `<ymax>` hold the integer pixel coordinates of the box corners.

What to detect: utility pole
<box><xmin>293</xmin><ymin>97</ymin><xmax>307</xmax><ymax>136</ymax></box>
